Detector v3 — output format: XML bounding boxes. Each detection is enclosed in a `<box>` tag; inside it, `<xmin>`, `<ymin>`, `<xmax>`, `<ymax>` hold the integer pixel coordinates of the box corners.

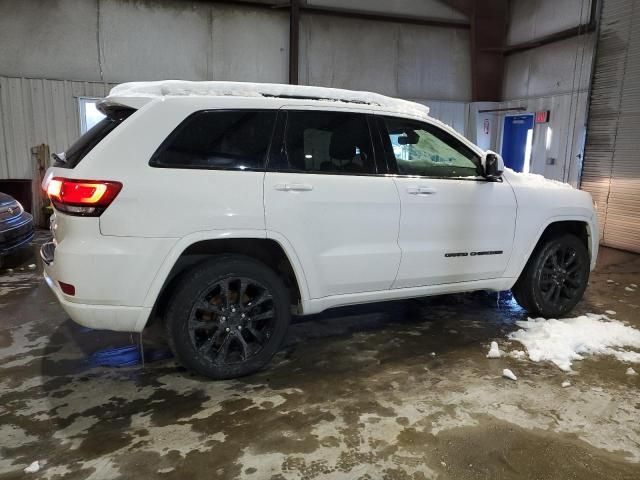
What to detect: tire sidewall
<box><xmin>166</xmin><ymin>256</ymin><xmax>291</xmax><ymax>379</ymax></box>
<box><xmin>528</xmin><ymin>235</ymin><xmax>590</xmax><ymax>317</ymax></box>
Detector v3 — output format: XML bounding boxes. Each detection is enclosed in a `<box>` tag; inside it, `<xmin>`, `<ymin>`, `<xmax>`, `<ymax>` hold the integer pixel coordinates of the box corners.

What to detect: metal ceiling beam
<box><xmin>469</xmin><ymin>0</ymin><xmax>507</xmax><ymax>101</ymax></box>
<box><xmin>289</xmin><ymin>0</ymin><xmax>300</xmax><ymax>84</ymax></box>
<box><xmin>298</xmin><ymin>6</ymin><xmax>470</xmax><ymax>29</ymax></box>
<box><xmin>209</xmin><ymin>1</ymin><xmax>470</xmax><ymax>28</ymax></box>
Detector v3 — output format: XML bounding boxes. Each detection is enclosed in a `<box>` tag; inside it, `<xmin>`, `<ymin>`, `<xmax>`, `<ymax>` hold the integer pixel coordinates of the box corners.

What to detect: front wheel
<box><xmin>165</xmin><ymin>255</ymin><xmax>291</xmax><ymax>379</ymax></box>
<box><xmin>512</xmin><ymin>234</ymin><xmax>590</xmax><ymax>318</ymax></box>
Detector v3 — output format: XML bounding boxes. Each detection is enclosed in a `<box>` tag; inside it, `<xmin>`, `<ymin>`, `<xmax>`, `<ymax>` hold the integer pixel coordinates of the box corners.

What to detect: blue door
<box><xmin>501</xmin><ymin>115</ymin><xmax>534</xmax><ymax>172</ymax></box>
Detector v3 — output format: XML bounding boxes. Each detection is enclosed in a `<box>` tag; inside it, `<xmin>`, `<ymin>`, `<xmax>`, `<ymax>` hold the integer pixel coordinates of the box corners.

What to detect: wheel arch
<box><xmin>143</xmin><ymin>231</ymin><xmax>309</xmax><ymax>327</ymax></box>
<box><xmin>509</xmin><ymin>217</ymin><xmax>594</xmax><ymax>283</ymax></box>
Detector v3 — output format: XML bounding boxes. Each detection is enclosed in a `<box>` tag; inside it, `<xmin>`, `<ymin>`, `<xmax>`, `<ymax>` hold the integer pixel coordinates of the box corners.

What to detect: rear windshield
<box><xmin>56</xmin><ymin>107</ymin><xmax>135</xmax><ymax>168</ymax></box>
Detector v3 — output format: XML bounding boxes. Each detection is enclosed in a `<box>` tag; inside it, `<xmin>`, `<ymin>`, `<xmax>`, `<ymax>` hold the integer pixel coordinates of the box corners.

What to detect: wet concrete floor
<box><xmin>1</xmin><ymin>232</ymin><xmax>639</xmax><ymax>479</ymax></box>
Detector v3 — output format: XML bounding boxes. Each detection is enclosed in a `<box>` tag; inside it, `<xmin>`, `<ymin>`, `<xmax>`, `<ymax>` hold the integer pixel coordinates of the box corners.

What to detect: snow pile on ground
<box><xmin>502</xmin><ymin>369</ymin><xmax>517</xmax><ymax>381</ymax></box>
<box><xmin>627</xmin><ymin>367</ymin><xmax>637</xmax><ymax>376</ymax></box>
<box><xmin>486</xmin><ymin>341</ymin><xmax>501</xmax><ymax>358</ymax></box>
<box><xmin>108</xmin><ymin>80</ymin><xmax>431</xmax><ymax>119</ymax></box>
<box><xmin>24</xmin><ymin>461</ymin><xmax>40</xmax><ymax>473</ymax></box>
<box><xmin>508</xmin><ymin>313</ymin><xmax>640</xmax><ymax>371</ymax></box>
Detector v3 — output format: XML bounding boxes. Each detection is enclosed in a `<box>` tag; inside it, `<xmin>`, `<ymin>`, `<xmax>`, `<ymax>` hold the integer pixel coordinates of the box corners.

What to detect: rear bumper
<box><xmin>0</xmin><ymin>215</ymin><xmax>34</xmax><ymax>255</ymax></box>
<box><xmin>40</xmin><ymin>217</ymin><xmax>176</xmax><ymax>332</ymax></box>
<box><xmin>43</xmin><ymin>270</ymin><xmax>151</xmax><ymax>332</ymax></box>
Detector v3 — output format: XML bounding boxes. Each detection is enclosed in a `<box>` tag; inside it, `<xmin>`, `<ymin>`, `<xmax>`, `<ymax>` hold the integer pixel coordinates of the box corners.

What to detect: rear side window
<box><xmin>151</xmin><ymin>110</ymin><xmax>277</xmax><ymax>170</ymax></box>
<box><xmin>57</xmin><ymin>107</ymin><xmax>134</xmax><ymax>169</ymax></box>
<box><xmin>271</xmin><ymin>111</ymin><xmax>376</xmax><ymax>175</ymax></box>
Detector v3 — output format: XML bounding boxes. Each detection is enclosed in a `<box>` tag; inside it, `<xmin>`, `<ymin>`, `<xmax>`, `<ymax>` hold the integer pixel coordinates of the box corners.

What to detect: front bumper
<box><xmin>43</xmin><ymin>270</ymin><xmax>151</xmax><ymax>332</ymax></box>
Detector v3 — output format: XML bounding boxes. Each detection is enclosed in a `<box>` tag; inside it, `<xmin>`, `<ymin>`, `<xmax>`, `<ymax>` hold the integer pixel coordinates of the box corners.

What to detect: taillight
<box><xmin>47</xmin><ymin>177</ymin><xmax>122</xmax><ymax>216</ymax></box>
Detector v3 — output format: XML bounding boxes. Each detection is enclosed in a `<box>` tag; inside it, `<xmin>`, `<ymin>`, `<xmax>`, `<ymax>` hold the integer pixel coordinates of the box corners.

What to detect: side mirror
<box><xmin>483</xmin><ymin>151</ymin><xmax>504</xmax><ymax>180</ymax></box>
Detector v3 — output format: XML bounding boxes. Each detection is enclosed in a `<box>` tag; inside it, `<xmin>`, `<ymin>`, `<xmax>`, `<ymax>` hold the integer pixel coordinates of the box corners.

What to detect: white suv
<box><xmin>41</xmin><ymin>81</ymin><xmax>598</xmax><ymax>379</ymax></box>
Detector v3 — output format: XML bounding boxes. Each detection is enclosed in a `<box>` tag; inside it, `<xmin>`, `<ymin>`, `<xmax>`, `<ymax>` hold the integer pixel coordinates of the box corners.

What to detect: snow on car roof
<box><xmin>107</xmin><ymin>80</ymin><xmax>430</xmax><ymax>118</ymax></box>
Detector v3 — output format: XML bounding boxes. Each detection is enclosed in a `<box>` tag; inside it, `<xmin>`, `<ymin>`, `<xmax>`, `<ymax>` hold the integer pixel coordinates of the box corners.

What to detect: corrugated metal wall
<box><xmin>581</xmin><ymin>0</ymin><xmax>640</xmax><ymax>253</ymax></box>
<box><xmin>0</xmin><ymin>77</ymin><xmax>115</xmax><ymax>179</ymax></box>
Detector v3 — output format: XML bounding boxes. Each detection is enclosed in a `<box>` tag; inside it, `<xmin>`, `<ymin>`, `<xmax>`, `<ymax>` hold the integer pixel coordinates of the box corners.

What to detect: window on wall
<box><xmin>79</xmin><ymin>97</ymin><xmax>106</xmax><ymax>134</ymax></box>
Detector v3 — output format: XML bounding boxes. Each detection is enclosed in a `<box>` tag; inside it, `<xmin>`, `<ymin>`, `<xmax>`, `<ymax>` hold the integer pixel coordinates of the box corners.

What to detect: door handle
<box><xmin>274</xmin><ymin>183</ymin><xmax>313</xmax><ymax>192</ymax></box>
<box><xmin>407</xmin><ymin>186</ymin><xmax>436</xmax><ymax>195</ymax></box>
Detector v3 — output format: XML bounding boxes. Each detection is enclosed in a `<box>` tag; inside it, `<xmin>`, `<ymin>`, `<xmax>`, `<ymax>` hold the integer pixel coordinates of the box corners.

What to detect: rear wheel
<box><xmin>512</xmin><ymin>234</ymin><xmax>589</xmax><ymax>318</ymax></box>
<box><xmin>166</xmin><ymin>255</ymin><xmax>291</xmax><ymax>379</ymax></box>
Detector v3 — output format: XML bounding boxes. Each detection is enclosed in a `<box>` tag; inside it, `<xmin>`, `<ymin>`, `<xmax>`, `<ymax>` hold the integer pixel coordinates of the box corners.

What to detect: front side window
<box><xmin>274</xmin><ymin>111</ymin><xmax>376</xmax><ymax>175</ymax></box>
<box><xmin>382</xmin><ymin>117</ymin><xmax>481</xmax><ymax>178</ymax></box>
<box><xmin>151</xmin><ymin>110</ymin><xmax>277</xmax><ymax>170</ymax></box>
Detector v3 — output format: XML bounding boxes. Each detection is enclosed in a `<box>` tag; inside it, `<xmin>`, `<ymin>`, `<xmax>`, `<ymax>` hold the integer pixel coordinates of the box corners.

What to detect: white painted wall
<box><xmin>0</xmin><ymin>1</ymin><xmax>290</xmax><ymax>85</ymax></box>
<box><xmin>0</xmin><ymin>0</ymin><xmax>470</xmax><ymax>97</ymax></box>
<box><xmin>506</xmin><ymin>0</ymin><xmax>592</xmax><ymax>45</ymax></box>
<box><xmin>498</xmin><ymin>0</ymin><xmax>595</xmax><ymax>186</ymax></box>
<box><xmin>495</xmin><ymin>93</ymin><xmax>589</xmax><ymax>186</ymax></box>
<box><xmin>503</xmin><ymin>35</ymin><xmax>594</xmax><ymax>100</ymax></box>
<box><xmin>299</xmin><ymin>14</ymin><xmax>471</xmax><ymax>100</ymax></box>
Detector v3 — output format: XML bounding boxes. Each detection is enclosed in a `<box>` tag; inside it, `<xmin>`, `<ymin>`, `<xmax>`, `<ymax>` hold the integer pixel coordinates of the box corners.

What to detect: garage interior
<box><xmin>1</xmin><ymin>0</ymin><xmax>640</xmax><ymax>478</ymax></box>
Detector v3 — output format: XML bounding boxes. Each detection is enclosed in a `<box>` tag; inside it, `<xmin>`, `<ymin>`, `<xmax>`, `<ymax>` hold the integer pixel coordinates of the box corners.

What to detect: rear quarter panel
<box><xmin>76</xmin><ymin>97</ymin><xmax>272</xmax><ymax>238</ymax></box>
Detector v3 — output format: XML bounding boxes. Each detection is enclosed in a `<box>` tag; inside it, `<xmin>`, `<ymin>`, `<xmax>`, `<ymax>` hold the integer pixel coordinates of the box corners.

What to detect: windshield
<box><xmin>55</xmin><ymin>107</ymin><xmax>135</xmax><ymax>168</ymax></box>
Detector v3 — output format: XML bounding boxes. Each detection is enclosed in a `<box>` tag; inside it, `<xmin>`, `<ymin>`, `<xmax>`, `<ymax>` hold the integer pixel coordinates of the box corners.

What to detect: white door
<box><xmin>378</xmin><ymin>116</ymin><xmax>517</xmax><ymax>288</ymax></box>
<box><xmin>264</xmin><ymin>109</ymin><xmax>401</xmax><ymax>298</ymax></box>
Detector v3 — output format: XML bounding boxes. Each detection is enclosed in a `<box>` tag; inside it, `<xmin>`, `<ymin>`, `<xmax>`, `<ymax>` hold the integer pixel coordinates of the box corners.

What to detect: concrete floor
<box><xmin>1</xmin><ymin>233</ymin><xmax>639</xmax><ymax>479</ymax></box>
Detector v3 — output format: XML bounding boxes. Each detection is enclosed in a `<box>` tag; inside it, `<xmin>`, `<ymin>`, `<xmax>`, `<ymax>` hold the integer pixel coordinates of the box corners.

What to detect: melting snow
<box><xmin>504</xmin><ymin>168</ymin><xmax>573</xmax><ymax>189</ymax></box>
<box><xmin>108</xmin><ymin>80</ymin><xmax>431</xmax><ymax>119</ymax></box>
<box><xmin>24</xmin><ymin>461</ymin><xmax>40</xmax><ymax>473</ymax></box>
<box><xmin>509</xmin><ymin>313</ymin><xmax>640</xmax><ymax>372</ymax></box>
<box><xmin>605</xmin><ymin>310</ymin><xmax>617</xmax><ymax>315</ymax></box>
<box><xmin>561</xmin><ymin>380</ymin><xmax>571</xmax><ymax>388</ymax></box>
<box><xmin>486</xmin><ymin>341</ymin><xmax>501</xmax><ymax>358</ymax></box>
<box><xmin>502</xmin><ymin>369</ymin><xmax>517</xmax><ymax>381</ymax></box>
<box><xmin>509</xmin><ymin>350</ymin><xmax>527</xmax><ymax>360</ymax></box>
<box><xmin>625</xmin><ymin>287</ymin><xmax>635</xmax><ymax>292</ymax></box>
<box><xmin>627</xmin><ymin>367</ymin><xmax>637</xmax><ymax>376</ymax></box>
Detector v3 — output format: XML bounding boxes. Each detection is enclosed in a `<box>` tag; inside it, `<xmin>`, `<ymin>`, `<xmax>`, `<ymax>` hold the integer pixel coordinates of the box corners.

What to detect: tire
<box><xmin>165</xmin><ymin>255</ymin><xmax>291</xmax><ymax>379</ymax></box>
<box><xmin>512</xmin><ymin>234</ymin><xmax>590</xmax><ymax>318</ymax></box>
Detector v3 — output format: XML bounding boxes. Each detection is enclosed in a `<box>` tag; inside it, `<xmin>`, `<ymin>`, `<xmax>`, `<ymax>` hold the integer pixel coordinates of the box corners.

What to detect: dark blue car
<box><xmin>0</xmin><ymin>192</ymin><xmax>34</xmax><ymax>260</ymax></box>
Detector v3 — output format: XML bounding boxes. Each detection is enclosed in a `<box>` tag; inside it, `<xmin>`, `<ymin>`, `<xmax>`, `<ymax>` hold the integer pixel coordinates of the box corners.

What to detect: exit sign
<box><xmin>535</xmin><ymin>110</ymin><xmax>550</xmax><ymax>123</ymax></box>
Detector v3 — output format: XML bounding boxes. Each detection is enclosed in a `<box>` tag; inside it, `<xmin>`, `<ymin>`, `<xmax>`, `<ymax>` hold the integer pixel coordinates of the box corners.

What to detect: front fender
<box><xmin>504</xmin><ymin>214</ymin><xmax>598</xmax><ymax>283</ymax></box>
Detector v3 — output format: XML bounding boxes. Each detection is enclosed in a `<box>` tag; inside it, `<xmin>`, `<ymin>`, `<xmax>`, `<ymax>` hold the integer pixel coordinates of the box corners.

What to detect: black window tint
<box><xmin>151</xmin><ymin>110</ymin><xmax>277</xmax><ymax>170</ymax></box>
<box><xmin>59</xmin><ymin>108</ymin><xmax>134</xmax><ymax>169</ymax></box>
<box><xmin>279</xmin><ymin>111</ymin><xmax>376</xmax><ymax>174</ymax></box>
<box><xmin>382</xmin><ymin>117</ymin><xmax>482</xmax><ymax>178</ymax></box>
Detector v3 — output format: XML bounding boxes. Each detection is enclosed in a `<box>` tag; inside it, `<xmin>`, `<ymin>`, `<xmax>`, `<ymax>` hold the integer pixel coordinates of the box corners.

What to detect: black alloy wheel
<box><xmin>166</xmin><ymin>256</ymin><xmax>291</xmax><ymax>379</ymax></box>
<box><xmin>512</xmin><ymin>234</ymin><xmax>589</xmax><ymax>318</ymax></box>
<box><xmin>188</xmin><ymin>276</ymin><xmax>275</xmax><ymax>365</ymax></box>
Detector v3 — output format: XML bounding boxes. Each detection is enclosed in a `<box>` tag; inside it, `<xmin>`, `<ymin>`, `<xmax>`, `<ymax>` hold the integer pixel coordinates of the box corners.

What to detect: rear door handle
<box><xmin>274</xmin><ymin>183</ymin><xmax>313</xmax><ymax>192</ymax></box>
<box><xmin>407</xmin><ymin>186</ymin><xmax>436</xmax><ymax>195</ymax></box>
